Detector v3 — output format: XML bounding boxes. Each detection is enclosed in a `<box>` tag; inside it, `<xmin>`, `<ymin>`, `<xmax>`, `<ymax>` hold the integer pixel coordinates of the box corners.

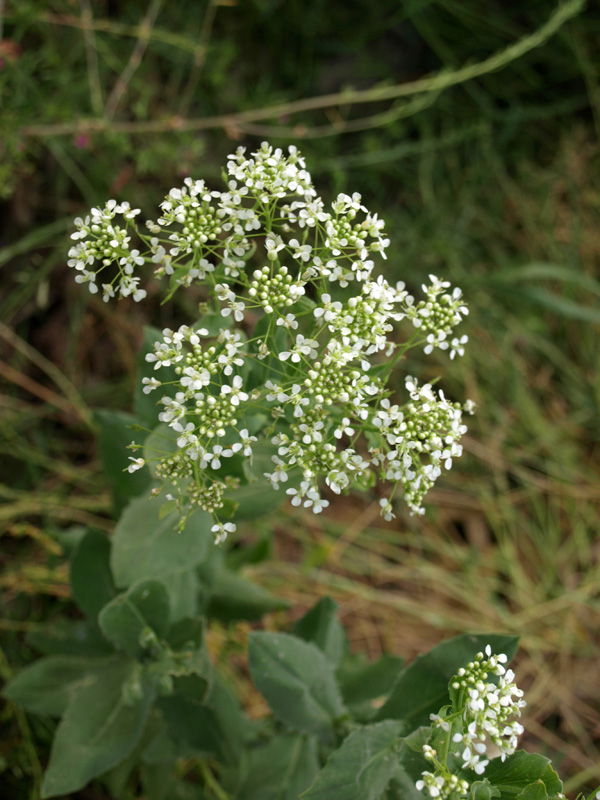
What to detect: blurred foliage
<box><xmin>1</xmin><ymin>0</ymin><xmax>598</xmax><ymax>209</ymax></box>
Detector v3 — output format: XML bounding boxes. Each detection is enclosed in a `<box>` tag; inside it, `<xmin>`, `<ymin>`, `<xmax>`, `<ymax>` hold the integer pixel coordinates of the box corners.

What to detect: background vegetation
<box><xmin>1</xmin><ymin>0</ymin><xmax>599</xmax><ymax>797</ymax></box>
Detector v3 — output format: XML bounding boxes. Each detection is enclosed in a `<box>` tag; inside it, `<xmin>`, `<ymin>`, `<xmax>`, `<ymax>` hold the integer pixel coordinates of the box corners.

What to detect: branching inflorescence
<box><xmin>418</xmin><ymin>645</ymin><xmax>527</xmax><ymax>799</ymax></box>
<box><xmin>68</xmin><ymin>143</ymin><xmax>472</xmax><ymax>542</ymax></box>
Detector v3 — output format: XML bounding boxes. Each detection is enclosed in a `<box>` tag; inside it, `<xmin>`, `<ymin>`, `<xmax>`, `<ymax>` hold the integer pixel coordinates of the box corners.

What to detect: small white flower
<box><xmin>230</xmin><ymin>428</ymin><xmax>257</xmax><ymax>458</ymax></box>
<box><xmin>279</xmin><ymin>334</ymin><xmax>318</xmax><ymax>363</ymax></box>
<box><xmin>211</xmin><ymin>521</ymin><xmax>236</xmax><ymax>544</ymax></box>
<box><xmin>213</xmin><ymin>445</ymin><xmax>236</xmax><ymax>469</ymax></box>
<box><xmin>288</xmin><ymin>238</ymin><xmax>312</xmax><ymax>262</ymax></box>
<box><xmin>127</xmin><ymin>457</ymin><xmax>145</xmax><ymax>473</ymax></box>
<box><xmin>142</xmin><ymin>377</ymin><xmax>162</xmax><ymax>394</ymax></box>
<box><xmin>461</xmin><ymin>748</ymin><xmax>489</xmax><ymax>775</ymax></box>
<box><xmin>221</xmin><ymin>298</ymin><xmax>246</xmax><ymax>322</ymax></box>
<box><xmin>276</xmin><ymin>313</ymin><xmax>299</xmax><ymax>330</ymax></box>
<box><xmin>221</xmin><ymin>375</ymin><xmax>248</xmax><ymax>406</ymax></box>
<box><xmin>326</xmin><ymin>470</ymin><xmax>349</xmax><ymax>494</ymax></box>
<box><xmin>379</xmin><ymin>498</ymin><xmax>395</xmax><ymax>521</ymax></box>
<box><xmin>101</xmin><ymin>284</ymin><xmax>115</xmax><ymax>303</ymax></box>
<box><xmin>450</xmin><ymin>335</ymin><xmax>468</xmax><ymax>359</ymax></box>
<box><xmin>265</xmin><ymin>233</ymin><xmax>285</xmax><ymax>260</ymax></box>
<box><xmin>333</xmin><ymin>417</ymin><xmax>354</xmax><ymax>439</ymax></box>
<box><xmin>265</xmin><ymin>457</ymin><xmax>288</xmax><ymax>489</ymax></box>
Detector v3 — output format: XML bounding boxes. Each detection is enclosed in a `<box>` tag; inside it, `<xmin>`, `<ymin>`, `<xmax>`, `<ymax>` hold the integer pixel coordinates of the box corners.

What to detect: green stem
<box><xmin>198</xmin><ymin>760</ymin><xmax>231</xmax><ymax>800</ymax></box>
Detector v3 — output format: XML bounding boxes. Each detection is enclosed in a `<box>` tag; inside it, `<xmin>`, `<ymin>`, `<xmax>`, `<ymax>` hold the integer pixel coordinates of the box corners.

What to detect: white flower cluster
<box><xmin>416</xmin><ymin>770</ymin><xmax>469</xmax><ymax>800</ymax></box>
<box><xmin>417</xmin><ymin>646</ymin><xmax>526</xmax><ymax>799</ymax></box>
<box><xmin>69</xmin><ymin>143</ymin><xmax>471</xmax><ymax>541</ymax></box>
<box><xmin>67</xmin><ymin>199</ymin><xmax>146</xmax><ymax>302</ymax></box>
<box><xmin>374</xmin><ymin>377</ymin><xmax>468</xmax><ymax>515</ymax></box>
<box><xmin>406</xmin><ymin>275</ymin><xmax>469</xmax><ymax>358</ymax></box>
<box><xmin>449</xmin><ymin>645</ymin><xmax>526</xmax><ymax>773</ymax></box>
<box><xmin>416</xmin><ymin>744</ymin><xmax>470</xmax><ymax>799</ymax></box>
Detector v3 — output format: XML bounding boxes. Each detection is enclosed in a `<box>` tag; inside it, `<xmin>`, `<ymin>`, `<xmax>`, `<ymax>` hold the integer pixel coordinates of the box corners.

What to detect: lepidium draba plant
<box><xmin>68</xmin><ymin>142</ymin><xmax>472</xmax><ymax>540</ymax></box>
<box><xmin>6</xmin><ymin>146</ymin><xmax>596</xmax><ymax>800</ymax></box>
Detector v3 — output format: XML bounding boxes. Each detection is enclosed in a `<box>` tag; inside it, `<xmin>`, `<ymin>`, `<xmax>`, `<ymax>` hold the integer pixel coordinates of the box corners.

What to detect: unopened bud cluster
<box><xmin>69</xmin><ymin>143</ymin><xmax>472</xmax><ymax>542</ymax></box>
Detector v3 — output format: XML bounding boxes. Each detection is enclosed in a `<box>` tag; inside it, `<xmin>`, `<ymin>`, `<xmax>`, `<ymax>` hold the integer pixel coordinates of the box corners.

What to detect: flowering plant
<box><xmin>68</xmin><ymin>143</ymin><xmax>471</xmax><ymax>540</ymax></box>
<box><xmin>4</xmin><ymin>144</ymin><xmax>594</xmax><ymax>800</ymax></box>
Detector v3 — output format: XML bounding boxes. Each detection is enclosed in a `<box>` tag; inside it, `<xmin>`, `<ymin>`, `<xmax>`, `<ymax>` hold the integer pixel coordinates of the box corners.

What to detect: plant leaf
<box><xmin>70</xmin><ymin>529</ymin><xmax>118</xmax><ymax>620</ymax></box>
<box><xmin>375</xmin><ymin>634</ymin><xmax>519</xmax><ymax>727</ymax></box>
<box><xmin>379</xmin><ymin>727</ymin><xmax>432</xmax><ymax>800</ymax></box>
<box><xmin>292</xmin><ymin>596</ymin><xmax>346</xmax><ymax>666</ymax></box>
<box><xmin>41</xmin><ymin>656</ymin><xmax>155</xmax><ymax>798</ymax></box>
<box><xmin>143</xmin><ymin>423</ymin><xmax>179</xmax><ymax>479</ymax></box>
<box><xmin>151</xmin><ymin>621</ymin><xmax>213</xmax><ymax>688</ymax></box>
<box><xmin>111</xmin><ymin>488</ymin><xmax>213</xmax><ymax>588</ymax></box>
<box><xmin>483</xmin><ymin>752</ymin><xmax>562</xmax><ymax>800</ymax></box>
<box><xmin>234</xmin><ymin>733</ymin><xmax>320</xmax><ymax>800</ymax></box>
<box><xmin>301</xmin><ymin>721</ymin><xmax>405</xmax><ymax>800</ymax></box>
<box><xmin>26</xmin><ymin>619</ymin><xmax>114</xmax><ymax>657</ymax></box>
<box><xmin>515</xmin><ymin>782</ymin><xmax>549</xmax><ymax>800</ymax></box>
<box><xmin>338</xmin><ymin>653</ymin><xmax>404</xmax><ymax>713</ymax></box>
<box><xmin>158</xmin><ymin>677</ymin><xmax>252</xmax><ymax>764</ymax></box>
<box><xmin>469</xmin><ymin>779</ymin><xmax>501</xmax><ymax>800</ymax></box>
<box><xmin>248</xmin><ymin>632</ymin><xmax>346</xmax><ymax>737</ymax></box>
<box><xmin>99</xmin><ymin>580</ymin><xmax>170</xmax><ymax>658</ymax></box>
<box><xmin>4</xmin><ymin>655</ymin><xmax>108</xmax><ymax>717</ymax></box>
<box><xmin>160</xmin><ymin>569</ymin><xmax>199</xmax><ymax>622</ymax></box>
<box><xmin>226</xmin><ymin>532</ymin><xmax>272</xmax><ymax>570</ymax></box>
<box><xmin>206</xmin><ymin>565</ymin><xmax>288</xmax><ymax>622</ymax></box>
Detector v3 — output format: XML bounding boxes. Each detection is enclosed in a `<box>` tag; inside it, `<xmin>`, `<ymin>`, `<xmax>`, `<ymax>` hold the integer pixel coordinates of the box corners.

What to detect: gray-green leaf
<box><xmin>99</xmin><ymin>579</ymin><xmax>170</xmax><ymax>658</ymax></box>
<box><xmin>248</xmin><ymin>632</ymin><xmax>346</xmax><ymax>737</ymax></box>
<box><xmin>4</xmin><ymin>655</ymin><xmax>108</xmax><ymax>717</ymax></box>
<box><xmin>234</xmin><ymin>733</ymin><xmax>319</xmax><ymax>800</ymax></box>
<box><xmin>375</xmin><ymin>634</ymin><xmax>519</xmax><ymax>727</ymax></box>
<box><xmin>206</xmin><ymin>565</ymin><xmax>288</xmax><ymax>622</ymax></box>
<box><xmin>469</xmin><ymin>779</ymin><xmax>501</xmax><ymax>800</ymax></box>
<box><xmin>515</xmin><ymin>782</ymin><xmax>549</xmax><ymax>800</ymax></box>
<box><xmin>337</xmin><ymin>653</ymin><xmax>404</xmax><ymax>717</ymax></box>
<box><xmin>111</xmin><ymin>488</ymin><xmax>213</xmax><ymax>588</ymax></box>
<box><xmin>158</xmin><ymin>677</ymin><xmax>251</xmax><ymax>764</ymax></box>
<box><xmin>26</xmin><ymin>618</ymin><xmax>114</xmax><ymax>657</ymax></box>
<box><xmin>301</xmin><ymin>721</ymin><xmax>405</xmax><ymax>800</ymax></box>
<box><xmin>483</xmin><ymin>752</ymin><xmax>562</xmax><ymax>800</ymax></box>
<box><xmin>293</xmin><ymin>596</ymin><xmax>346</xmax><ymax>666</ymax></box>
<box><xmin>161</xmin><ymin>569</ymin><xmax>200</xmax><ymax>623</ymax></box>
<box><xmin>70</xmin><ymin>529</ymin><xmax>117</xmax><ymax>620</ymax></box>
<box><xmin>41</xmin><ymin>656</ymin><xmax>155</xmax><ymax>798</ymax></box>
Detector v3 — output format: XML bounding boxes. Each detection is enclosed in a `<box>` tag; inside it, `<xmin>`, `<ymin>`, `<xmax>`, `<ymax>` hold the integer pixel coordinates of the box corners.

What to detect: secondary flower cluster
<box><xmin>449</xmin><ymin>645</ymin><xmax>526</xmax><ymax>771</ymax></box>
<box><xmin>70</xmin><ymin>143</ymin><xmax>471</xmax><ymax>542</ymax></box>
<box><xmin>68</xmin><ymin>200</ymin><xmax>146</xmax><ymax>302</ymax></box>
<box><xmin>416</xmin><ymin>646</ymin><xmax>526</xmax><ymax>799</ymax></box>
<box><xmin>416</xmin><ymin>760</ymin><xmax>469</xmax><ymax>800</ymax></box>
